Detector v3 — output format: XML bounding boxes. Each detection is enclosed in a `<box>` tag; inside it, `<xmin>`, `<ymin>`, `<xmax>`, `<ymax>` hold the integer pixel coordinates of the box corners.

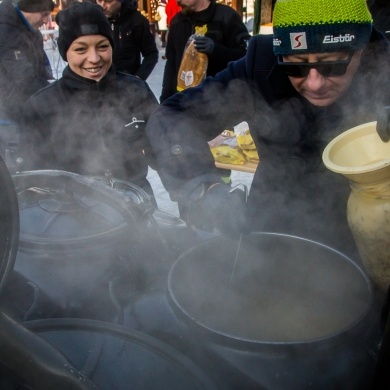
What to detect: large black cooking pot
<box><xmin>9</xmin><ymin>170</ymin><xmax>193</xmax><ymax>322</ymax></box>
<box><xmin>0</xmin><ymin>316</ymin><xmax>216</xmax><ymax>389</ymax></box>
<box><xmin>9</xmin><ymin>170</ymin><xmax>152</xmax><ymax>321</ymax></box>
<box><xmin>0</xmin><ymin>161</ymin><xmax>96</xmax><ymax>389</ymax></box>
<box><xmin>166</xmin><ymin>232</ymin><xmax>378</xmax><ymax>389</ymax></box>
<box><xmin>12</xmin><ymin>318</ymin><xmax>215</xmax><ymax>390</ymax></box>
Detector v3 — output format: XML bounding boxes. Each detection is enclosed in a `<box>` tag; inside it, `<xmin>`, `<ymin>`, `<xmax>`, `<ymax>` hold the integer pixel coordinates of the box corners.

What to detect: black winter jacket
<box><xmin>146</xmin><ymin>30</ymin><xmax>390</xmax><ymax>258</ymax></box>
<box><xmin>22</xmin><ymin>66</ymin><xmax>158</xmax><ymax>196</ymax></box>
<box><xmin>109</xmin><ymin>0</ymin><xmax>158</xmax><ymax>80</ymax></box>
<box><xmin>0</xmin><ymin>0</ymin><xmax>52</xmax><ymax>123</ymax></box>
<box><xmin>367</xmin><ymin>0</ymin><xmax>390</xmax><ymax>40</ymax></box>
<box><xmin>160</xmin><ymin>0</ymin><xmax>250</xmax><ymax>102</ymax></box>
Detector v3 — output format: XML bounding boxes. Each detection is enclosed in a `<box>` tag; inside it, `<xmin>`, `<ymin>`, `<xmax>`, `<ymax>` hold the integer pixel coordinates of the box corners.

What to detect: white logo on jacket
<box><xmin>125</xmin><ymin>117</ymin><xmax>145</xmax><ymax>128</ymax></box>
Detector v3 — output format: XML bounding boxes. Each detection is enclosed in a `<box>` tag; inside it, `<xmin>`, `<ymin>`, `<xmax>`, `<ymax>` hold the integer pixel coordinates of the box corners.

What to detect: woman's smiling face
<box><xmin>66</xmin><ymin>35</ymin><xmax>112</xmax><ymax>81</ymax></box>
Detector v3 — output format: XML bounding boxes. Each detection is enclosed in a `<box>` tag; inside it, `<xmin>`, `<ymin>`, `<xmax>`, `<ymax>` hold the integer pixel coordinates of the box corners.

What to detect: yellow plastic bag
<box><xmin>208</xmin><ymin>130</ymin><xmax>246</xmax><ymax>165</ymax></box>
<box><xmin>210</xmin><ymin>145</ymin><xmax>246</xmax><ymax>165</ymax></box>
<box><xmin>242</xmin><ymin>148</ymin><xmax>260</xmax><ymax>164</ymax></box>
<box><xmin>177</xmin><ymin>25</ymin><xmax>208</xmax><ymax>92</ymax></box>
<box><xmin>237</xmin><ymin>130</ymin><xmax>257</xmax><ymax>150</ymax></box>
<box><xmin>209</xmin><ymin>126</ymin><xmax>260</xmax><ymax>165</ymax></box>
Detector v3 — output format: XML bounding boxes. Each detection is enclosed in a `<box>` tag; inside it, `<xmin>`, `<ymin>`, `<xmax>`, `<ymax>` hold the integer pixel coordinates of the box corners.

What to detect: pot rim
<box><xmin>167</xmin><ymin>232</ymin><xmax>374</xmax><ymax>348</ymax></box>
<box><xmin>12</xmin><ymin>170</ymin><xmax>147</xmax><ymax>249</ymax></box>
<box><xmin>25</xmin><ymin>317</ymin><xmax>217</xmax><ymax>390</ymax></box>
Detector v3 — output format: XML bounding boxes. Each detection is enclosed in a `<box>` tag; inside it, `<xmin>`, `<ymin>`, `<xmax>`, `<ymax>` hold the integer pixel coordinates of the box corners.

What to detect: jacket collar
<box><xmin>14</xmin><ymin>6</ymin><xmax>35</xmax><ymax>32</ymax></box>
<box><xmin>62</xmin><ymin>65</ymin><xmax>117</xmax><ymax>91</ymax></box>
<box><xmin>0</xmin><ymin>0</ymin><xmax>31</xmax><ymax>31</ymax></box>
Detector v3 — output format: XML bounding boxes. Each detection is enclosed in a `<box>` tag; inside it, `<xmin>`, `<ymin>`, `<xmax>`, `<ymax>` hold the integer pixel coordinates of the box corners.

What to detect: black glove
<box><xmin>193</xmin><ymin>36</ymin><xmax>215</xmax><ymax>55</ymax></box>
<box><xmin>187</xmin><ymin>183</ymin><xmax>248</xmax><ymax>236</ymax></box>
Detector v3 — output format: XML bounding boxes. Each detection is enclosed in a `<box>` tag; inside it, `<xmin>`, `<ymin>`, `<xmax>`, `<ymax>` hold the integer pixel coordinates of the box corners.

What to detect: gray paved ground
<box><xmin>44</xmin><ymin>37</ymin><xmax>254</xmax><ymax>216</ymax></box>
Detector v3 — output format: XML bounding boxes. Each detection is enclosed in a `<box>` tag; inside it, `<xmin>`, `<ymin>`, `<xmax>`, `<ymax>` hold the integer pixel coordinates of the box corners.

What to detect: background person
<box><xmin>96</xmin><ymin>0</ymin><xmax>158</xmax><ymax>81</ymax></box>
<box><xmin>21</xmin><ymin>1</ymin><xmax>159</xmax><ymax>202</ymax></box>
<box><xmin>156</xmin><ymin>0</ymin><xmax>168</xmax><ymax>48</ymax></box>
<box><xmin>160</xmin><ymin>0</ymin><xmax>250</xmax><ymax>102</ymax></box>
<box><xmin>165</xmin><ymin>0</ymin><xmax>181</xmax><ymax>28</ymax></box>
<box><xmin>160</xmin><ymin>0</ymin><xmax>180</xmax><ymax>60</ymax></box>
<box><xmin>145</xmin><ymin>0</ymin><xmax>390</xmax><ymax>259</ymax></box>
<box><xmin>0</xmin><ymin>0</ymin><xmax>54</xmax><ymax>166</ymax></box>
<box><xmin>160</xmin><ymin>0</ymin><xmax>250</xmax><ymax>193</ymax></box>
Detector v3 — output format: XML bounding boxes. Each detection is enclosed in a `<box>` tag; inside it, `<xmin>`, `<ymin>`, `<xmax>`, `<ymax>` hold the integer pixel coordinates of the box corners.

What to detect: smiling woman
<box><xmin>19</xmin><ymin>1</ymin><xmax>160</xmax><ymax>205</ymax></box>
<box><xmin>67</xmin><ymin>36</ymin><xmax>112</xmax><ymax>81</ymax></box>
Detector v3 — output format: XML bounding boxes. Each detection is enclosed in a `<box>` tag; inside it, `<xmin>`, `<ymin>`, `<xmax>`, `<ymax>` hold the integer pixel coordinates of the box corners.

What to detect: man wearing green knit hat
<box><xmin>267</xmin><ymin>0</ymin><xmax>376</xmax><ymax>109</ymax></box>
<box><xmin>146</xmin><ymin>0</ymin><xmax>390</xmax><ymax>320</ymax></box>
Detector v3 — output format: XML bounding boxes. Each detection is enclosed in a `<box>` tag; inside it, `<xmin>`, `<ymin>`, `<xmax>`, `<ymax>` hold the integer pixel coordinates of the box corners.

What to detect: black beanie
<box><xmin>14</xmin><ymin>0</ymin><xmax>55</xmax><ymax>12</ymax></box>
<box><xmin>55</xmin><ymin>2</ymin><xmax>114</xmax><ymax>61</ymax></box>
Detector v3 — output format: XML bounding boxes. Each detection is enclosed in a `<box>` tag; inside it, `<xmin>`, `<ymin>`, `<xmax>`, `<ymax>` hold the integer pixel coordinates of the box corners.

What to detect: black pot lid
<box><xmin>12</xmin><ymin>171</ymin><xmax>147</xmax><ymax>249</ymax></box>
<box><xmin>0</xmin><ymin>156</ymin><xmax>19</xmax><ymax>294</ymax></box>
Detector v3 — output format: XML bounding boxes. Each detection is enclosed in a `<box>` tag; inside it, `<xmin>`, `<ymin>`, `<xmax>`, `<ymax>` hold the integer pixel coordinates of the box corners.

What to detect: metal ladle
<box><xmin>229</xmin><ymin>183</ymin><xmax>248</xmax><ymax>283</ymax></box>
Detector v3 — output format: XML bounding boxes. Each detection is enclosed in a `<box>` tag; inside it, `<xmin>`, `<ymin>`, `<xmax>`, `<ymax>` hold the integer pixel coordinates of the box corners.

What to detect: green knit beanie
<box><xmin>273</xmin><ymin>0</ymin><xmax>373</xmax><ymax>56</ymax></box>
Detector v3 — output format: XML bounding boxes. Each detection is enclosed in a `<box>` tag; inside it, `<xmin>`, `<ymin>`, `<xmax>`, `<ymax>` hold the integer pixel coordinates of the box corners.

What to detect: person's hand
<box><xmin>193</xmin><ymin>36</ymin><xmax>215</xmax><ymax>55</ymax></box>
<box><xmin>187</xmin><ymin>183</ymin><xmax>248</xmax><ymax>236</ymax></box>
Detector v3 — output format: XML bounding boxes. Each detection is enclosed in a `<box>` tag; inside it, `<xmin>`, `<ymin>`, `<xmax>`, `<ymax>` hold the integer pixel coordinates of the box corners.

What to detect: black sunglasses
<box><xmin>277</xmin><ymin>52</ymin><xmax>354</xmax><ymax>78</ymax></box>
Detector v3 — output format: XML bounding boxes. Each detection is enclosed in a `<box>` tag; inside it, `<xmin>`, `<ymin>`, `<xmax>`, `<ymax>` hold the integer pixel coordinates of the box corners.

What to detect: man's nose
<box><xmin>305</xmin><ymin>68</ymin><xmax>326</xmax><ymax>90</ymax></box>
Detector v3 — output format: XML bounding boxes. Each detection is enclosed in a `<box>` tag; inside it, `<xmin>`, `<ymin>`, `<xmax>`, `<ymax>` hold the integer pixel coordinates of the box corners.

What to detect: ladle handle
<box><xmin>376</xmin><ymin>106</ymin><xmax>390</xmax><ymax>142</ymax></box>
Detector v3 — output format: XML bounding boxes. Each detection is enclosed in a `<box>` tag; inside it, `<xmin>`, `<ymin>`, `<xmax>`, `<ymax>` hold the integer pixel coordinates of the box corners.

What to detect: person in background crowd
<box><xmin>145</xmin><ymin>0</ymin><xmax>390</xmax><ymax>260</ymax></box>
<box><xmin>367</xmin><ymin>0</ymin><xmax>390</xmax><ymax>40</ymax></box>
<box><xmin>160</xmin><ymin>0</ymin><xmax>250</xmax><ymax>208</ymax></box>
<box><xmin>156</xmin><ymin>0</ymin><xmax>168</xmax><ymax>48</ymax></box>
<box><xmin>21</xmin><ymin>1</ymin><xmax>159</xmax><ymax>203</ymax></box>
<box><xmin>161</xmin><ymin>0</ymin><xmax>181</xmax><ymax>60</ymax></box>
<box><xmin>159</xmin><ymin>0</ymin><xmax>250</xmax><ymax>103</ymax></box>
<box><xmin>96</xmin><ymin>0</ymin><xmax>158</xmax><ymax>80</ymax></box>
<box><xmin>0</xmin><ymin>0</ymin><xmax>54</xmax><ymax>166</ymax></box>
<box><xmin>166</xmin><ymin>0</ymin><xmax>181</xmax><ymax>28</ymax></box>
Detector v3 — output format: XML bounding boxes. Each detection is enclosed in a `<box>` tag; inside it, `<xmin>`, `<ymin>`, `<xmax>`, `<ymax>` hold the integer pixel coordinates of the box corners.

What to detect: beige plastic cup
<box><xmin>322</xmin><ymin>121</ymin><xmax>390</xmax><ymax>183</ymax></box>
<box><xmin>323</xmin><ymin>121</ymin><xmax>390</xmax><ymax>291</ymax></box>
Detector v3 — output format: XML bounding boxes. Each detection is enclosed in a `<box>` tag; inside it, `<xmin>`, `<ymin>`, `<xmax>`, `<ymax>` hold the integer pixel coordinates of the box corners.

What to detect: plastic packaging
<box><xmin>177</xmin><ymin>25</ymin><xmax>208</xmax><ymax>92</ymax></box>
<box><xmin>209</xmin><ymin>127</ymin><xmax>259</xmax><ymax>165</ymax></box>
